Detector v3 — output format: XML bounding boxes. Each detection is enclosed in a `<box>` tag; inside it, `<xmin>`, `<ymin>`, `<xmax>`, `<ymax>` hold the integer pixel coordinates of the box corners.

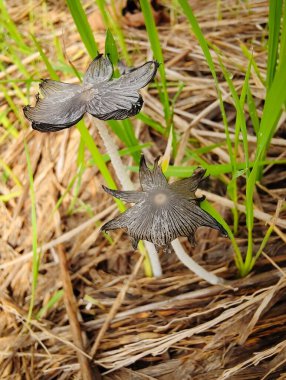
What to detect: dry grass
<box><xmin>1</xmin><ymin>0</ymin><xmax>286</xmax><ymax>379</ymax></box>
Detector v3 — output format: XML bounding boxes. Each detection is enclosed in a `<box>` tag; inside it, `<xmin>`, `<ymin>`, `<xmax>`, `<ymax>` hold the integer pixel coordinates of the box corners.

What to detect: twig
<box><xmin>57</xmin><ymin>242</ymin><xmax>101</xmax><ymax>380</ymax></box>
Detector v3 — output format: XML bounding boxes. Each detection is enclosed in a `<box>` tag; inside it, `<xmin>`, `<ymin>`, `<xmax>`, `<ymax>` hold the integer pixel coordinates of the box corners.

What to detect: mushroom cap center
<box><xmin>153</xmin><ymin>192</ymin><xmax>168</xmax><ymax>206</ymax></box>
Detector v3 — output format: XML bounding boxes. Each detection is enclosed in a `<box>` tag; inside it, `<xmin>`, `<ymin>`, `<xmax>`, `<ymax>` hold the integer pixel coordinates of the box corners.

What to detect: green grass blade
<box><xmin>66</xmin><ymin>0</ymin><xmax>98</xmax><ymax>58</ymax></box>
<box><xmin>137</xmin><ymin>113</ymin><xmax>165</xmax><ymax>134</ymax></box>
<box><xmin>25</xmin><ymin>143</ymin><xmax>39</xmax><ymax>321</ymax></box>
<box><xmin>96</xmin><ymin>0</ymin><xmax>131</xmax><ymax>64</ymax></box>
<box><xmin>179</xmin><ymin>1</ymin><xmax>242</xmax><ymax>249</ymax></box>
<box><xmin>0</xmin><ymin>159</ymin><xmax>23</xmax><ymax>188</ymax></box>
<box><xmin>178</xmin><ymin>1</ymin><xmax>234</xmax><ymax>167</ymax></box>
<box><xmin>240</xmin><ymin>43</ymin><xmax>265</xmax><ymax>87</ymax></box>
<box><xmin>247</xmin><ymin>86</ymin><xmax>260</xmax><ymax>136</ymax></box>
<box><xmin>216</xmin><ymin>55</ymin><xmax>252</xmax><ymax>273</ymax></box>
<box><xmin>216</xmin><ymin>53</ymin><xmax>250</xmax><ymax>173</ymax></box>
<box><xmin>0</xmin><ymin>84</ymin><xmax>26</xmax><ymax>128</ymax></box>
<box><xmin>259</xmin><ymin>63</ymin><xmax>286</xmax><ymax>153</ymax></box>
<box><xmin>36</xmin><ymin>290</ymin><xmax>64</xmax><ymax>319</ymax></box>
<box><xmin>267</xmin><ymin>0</ymin><xmax>283</xmax><ymax>90</ymax></box>
<box><xmin>139</xmin><ymin>0</ymin><xmax>171</xmax><ymax>128</ymax></box>
<box><xmin>0</xmin><ymin>191</ymin><xmax>22</xmax><ymax>202</ymax></box>
<box><xmin>201</xmin><ymin>200</ymin><xmax>243</xmax><ymax>268</ymax></box>
<box><xmin>243</xmin><ymin>62</ymin><xmax>286</xmax><ymax>274</ymax></box>
<box><xmin>105</xmin><ymin>29</ymin><xmax>119</xmax><ymax>65</ymax></box>
<box><xmin>120</xmin><ymin>119</ymin><xmax>140</xmax><ymax>163</ymax></box>
<box><xmin>106</xmin><ymin>120</ymin><xmax>141</xmax><ymax>163</ymax></box>
<box><xmin>128</xmin><ymin>159</ymin><xmax>286</xmax><ymax>178</ymax></box>
<box><xmin>31</xmin><ymin>35</ymin><xmax>59</xmax><ymax>80</ymax></box>
<box><xmin>279</xmin><ymin>1</ymin><xmax>286</xmax><ymax>71</ymax></box>
<box><xmin>0</xmin><ymin>1</ymin><xmax>30</xmax><ymax>53</ymax></box>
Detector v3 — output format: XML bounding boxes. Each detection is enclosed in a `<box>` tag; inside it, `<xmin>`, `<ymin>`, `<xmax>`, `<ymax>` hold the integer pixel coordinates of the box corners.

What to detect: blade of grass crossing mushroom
<box><xmin>66</xmin><ymin>5</ymin><xmax>142</xmax><ymax>174</ymax></box>
<box><xmin>104</xmin><ymin>30</ymin><xmax>141</xmax><ymax>163</ymax></box>
<box><xmin>67</xmin><ymin>0</ymin><xmax>139</xmax><ymax>162</ymax></box>
<box><xmin>25</xmin><ymin>142</ymin><xmax>40</xmax><ymax>322</ymax></box>
<box><xmin>129</xmin><ymin>159</ymin><xmax>286</xmax><ymax>179</ymax></box>
<box><xmin>105</xmin><ymin>28</ymin><xmax>118</xmax><ymax>66</ymax></box>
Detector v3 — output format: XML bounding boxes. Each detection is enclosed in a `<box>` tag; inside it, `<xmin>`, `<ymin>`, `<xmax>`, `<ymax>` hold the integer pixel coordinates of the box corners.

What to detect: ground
<box><xmin>1</xmin><ymin>1</ymin><xmax>286</xmax><ymax>379</ymax></box>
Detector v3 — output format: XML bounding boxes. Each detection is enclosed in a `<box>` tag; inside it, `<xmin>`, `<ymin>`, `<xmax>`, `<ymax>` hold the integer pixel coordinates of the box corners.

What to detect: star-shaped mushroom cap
<box><xmin>101</xmin><ymin>156</ymin><xmax>228</xmax><ymax>250</ymax></box>
<box><xmin>23</xmin><ymin>54</ymin><xmax>159</xmax><ymax>132</ymax></box>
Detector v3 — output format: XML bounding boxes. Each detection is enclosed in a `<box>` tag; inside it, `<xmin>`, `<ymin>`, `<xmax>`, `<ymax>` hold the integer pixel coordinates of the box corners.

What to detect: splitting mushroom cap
<box><xmin>23</xmin><ymin>54</ymin><xmax>159</xmax><ymax>132</ymax></box>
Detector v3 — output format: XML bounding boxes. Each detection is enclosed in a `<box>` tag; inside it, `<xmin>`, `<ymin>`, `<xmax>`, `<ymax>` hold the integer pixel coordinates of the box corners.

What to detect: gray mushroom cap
<box><xmin>23</xmin><ymin>54</ymin><xmax>159</xmax><ymax>132</ymax></box>
<box><xmin>101</xmin><ymin>156</ymin><xmax>228</xmax><ymax>250</ymax></box>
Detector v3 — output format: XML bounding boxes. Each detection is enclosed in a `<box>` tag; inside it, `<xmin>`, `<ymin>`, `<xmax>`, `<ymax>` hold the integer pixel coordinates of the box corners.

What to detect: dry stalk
<box><xmin>56</xmin><ymin>240</ymin><xmax>101</xmax><ymax>380</ymax></box>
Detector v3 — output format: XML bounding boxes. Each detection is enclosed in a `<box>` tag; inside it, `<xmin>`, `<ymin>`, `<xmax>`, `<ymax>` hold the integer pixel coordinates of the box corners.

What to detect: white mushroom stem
<box><xmin>171</xmin><ymin>239</ymin><xmax>224</xmax><ymax>285</ymax></box>
<box><xmin>94</xmin><ymin>118</ymin><xmax>162</xmax><ymax>277</ymax></box>
<box><xmin>95</xmin><ymin>119</ymin><xmax>134</xmax><ymax>190</ymax></box>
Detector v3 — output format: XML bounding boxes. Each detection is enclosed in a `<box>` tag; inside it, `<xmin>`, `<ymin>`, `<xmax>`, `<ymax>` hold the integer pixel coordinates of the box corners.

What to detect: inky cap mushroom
<box><xmin>101</xmin><ymin>156</ymin><xmax>228</xmax><ymax>250</ymax></box>
<box><xmin>23</xmin><ymin>54</ymin><xmax>159</xmax><ymax>132</ymax></box>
